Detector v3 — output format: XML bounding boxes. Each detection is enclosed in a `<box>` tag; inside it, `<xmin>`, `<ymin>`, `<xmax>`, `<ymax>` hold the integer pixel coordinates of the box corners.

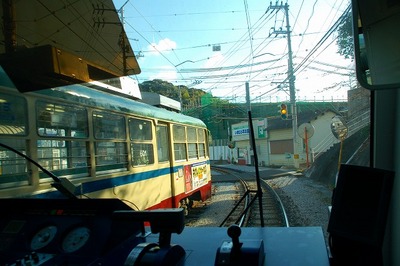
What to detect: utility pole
<box><xmin>269</xmin><ymin>2</ymin><xmax>298</xmax><ymax>164</ymax></box>
<box><xmin>119</xmin><ymin>5</ymin><xmax>128</xmax><ymax>76</ymax></box>
<box><xmin>93</xmin><ymin>1</ymin><xmax>131</xmax><ymax>75</ymax></box>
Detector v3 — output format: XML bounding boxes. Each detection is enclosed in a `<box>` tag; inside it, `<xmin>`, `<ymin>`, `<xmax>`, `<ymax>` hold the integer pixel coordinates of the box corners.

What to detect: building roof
<box><xmin>141</xmin><ymin>92</ymin><xmax>181</xmax><ymax>112</ymax></box>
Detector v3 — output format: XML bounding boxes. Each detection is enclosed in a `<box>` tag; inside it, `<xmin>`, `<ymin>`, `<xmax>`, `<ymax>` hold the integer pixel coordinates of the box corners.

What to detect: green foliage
<box><xmin>138</xmin><ymin>79</ymin><xmax>348</xmax><ymax>140</ymax></box>
<box><xmin>336</xmin><ymin>10</ymin><xmax>354</xmax><ymax>59</ymax></box>
<box><xmin>140</xmin><ymin>79</ymin><xmax>178</xmax><ymax>99</ymax></box>
<box><xmin>139</xmin><ymin>79</ymin><xmax>208</xmax><ymax>108</ymax></box>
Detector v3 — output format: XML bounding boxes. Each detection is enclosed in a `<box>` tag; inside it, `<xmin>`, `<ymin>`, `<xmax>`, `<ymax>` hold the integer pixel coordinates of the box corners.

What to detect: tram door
<box><xmin>155</xmin><ymin>124</ymin><xmax>175</xmax><ymax>205</ymax></box>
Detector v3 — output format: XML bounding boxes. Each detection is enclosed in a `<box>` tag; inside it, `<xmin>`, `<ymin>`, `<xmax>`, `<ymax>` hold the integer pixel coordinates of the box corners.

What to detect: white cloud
<box><xmin>149</xmin><ymin>66</ymin><xmax>177</xmax><ymax>81</ymax></box>
<box><xmin>147</xmin><ymin>38</ymin><xmax>177</xmax><ymax>55</ymax></box>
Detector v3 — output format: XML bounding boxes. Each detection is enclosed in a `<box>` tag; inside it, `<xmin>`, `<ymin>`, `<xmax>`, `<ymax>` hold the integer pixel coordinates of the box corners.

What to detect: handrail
<box><xmin>312</xmin><ymin>109</ymin><xmax>370</xmax><ymax>161</ymax></box>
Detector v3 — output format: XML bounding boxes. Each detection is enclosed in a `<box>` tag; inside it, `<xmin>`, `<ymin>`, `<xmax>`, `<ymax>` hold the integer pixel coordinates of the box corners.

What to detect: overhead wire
<box><xmin>124</xmin><ymin>2</ymin><xmax>279</xmax><ymax>94</ymax></box>
<box><xmin>293</xmin><ymin>4</ymin><xmax>351</xmax><ymax>74</ymax></box>
<box><xmin>252</xmin><ymin>3</ymin><xmax>352</xmax><ymax>101</ymax></box>
<box><xmin>121</xmin><ymin>1</ymin><xmax>202</xmax><ymax>88</ymax></box>
<box><xmin>125</xmin><ymin>2</ymin><xmax>278</xmax><ymax>96</ymax></box>
<box><xmin>195</xmin><ymin>1</ymin><xmax>350</xmax><ymax>102</ymax></box>
<box><xmin>126</xmin><ymin>2</ymin><xmax>183</xmax><ymax>64</ymax></box>
<box><xmin>244</xmin><ymin>0</ymin><xmax>255</xmax><ymax>79</ymax></box>
<box><xmin>122</xmin><ymin>1</ymin><xmax>351</xmax><ymax>105</ymax></box>
<box><xmin>199</xmin><ymin>9</ymin><xmax>283</xmax><ymax>96</ymax></box>
<box><xmin>124</xmin><ymin>9</ymin><xmax>258</xmax><ymax>19</ymax></box>
<box><xmin>291</xmin><ymin>0</ymin><xmax>316</xmax><ymax>57</ymax></box>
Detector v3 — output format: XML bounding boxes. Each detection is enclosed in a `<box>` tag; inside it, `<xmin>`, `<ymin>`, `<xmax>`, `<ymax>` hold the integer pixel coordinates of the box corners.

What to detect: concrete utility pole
<box><xmin>269</xmin><ymin>2</ymin><xmax>298</xmax><ymax>163</ymax></box>
<box><xmin>93</xmin><ymin>1</ymin><xmax>131</xmax><ymax>75</ymax></box>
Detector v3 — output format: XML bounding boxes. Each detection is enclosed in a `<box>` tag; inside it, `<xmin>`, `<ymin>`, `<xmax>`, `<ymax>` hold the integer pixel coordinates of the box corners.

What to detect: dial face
<box><xmin>62</xmin><ymin>226</ymin><xmax>91</xmax><ymax>253</ymax></box>
<box><xmin>31</xmin><ymin>225</ymin><xmax>58</xmax><ymax>250</ymax></box>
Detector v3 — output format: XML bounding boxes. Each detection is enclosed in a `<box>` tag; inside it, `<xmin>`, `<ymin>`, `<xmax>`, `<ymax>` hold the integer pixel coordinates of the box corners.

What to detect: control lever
<box><xmin>114</xmin><ymin>208</ymin><xmax>186</xmax><ymax>266</ymax></box>
<box><xmin>215</xmin><ymin>224</ymin><xmax>265</xmax><ymax>266</ymax></box>
<box><xmin>227</xmin><ymin>224</ymin><xmax>243</xmax><ymax>252</ymax></box>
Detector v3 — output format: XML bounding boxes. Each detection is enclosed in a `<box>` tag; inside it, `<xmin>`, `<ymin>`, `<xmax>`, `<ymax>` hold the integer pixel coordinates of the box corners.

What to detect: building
<box><xmin>229</xmin><ymin>109</ymin><xmax>341</xmax><ymax>169</ymax></box>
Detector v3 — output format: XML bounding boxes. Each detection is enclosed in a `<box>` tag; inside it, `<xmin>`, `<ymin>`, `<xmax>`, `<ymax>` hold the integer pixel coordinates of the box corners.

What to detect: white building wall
<box><xmin>226</xmin><ymin>112</ymin><xmax>338</xmax><ymax>168</ymax></box>
<box><xmin>209</xmin><ymin>145</ymin><xmax>231</xmax><ymax>161</ymax></box>
<box><xmin>257</xmin><ymin>139</ymin><xmax>270</xmax><ymax>166</ymax></box>
<box><xmin>269</xmin><ymin>128</ymin><xmax>293</xmax><ymax>141</ymax></box>
<box><xmin>308</xmin><ymin>111</ymin><xmax>339</xmax><ymax>151</ymax></box>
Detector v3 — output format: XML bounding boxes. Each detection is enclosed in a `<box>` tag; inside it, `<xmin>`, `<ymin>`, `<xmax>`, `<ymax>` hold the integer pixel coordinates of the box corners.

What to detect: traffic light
<box><xmin>280</xmin><ymin>103</ymin><xmax>288</xmax><ymax>119</ymax></box>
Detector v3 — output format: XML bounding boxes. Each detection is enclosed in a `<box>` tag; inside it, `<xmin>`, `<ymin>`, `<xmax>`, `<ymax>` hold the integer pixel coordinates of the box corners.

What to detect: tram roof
<box><xmin>35</xmin><ymin>84</ymin><xmax>206</xmax><ymax>127</ymax></box>
<box><xmin>0</xmin><ymin>65</ymin><xmax>205</xmax><ymax>127</ymax></box>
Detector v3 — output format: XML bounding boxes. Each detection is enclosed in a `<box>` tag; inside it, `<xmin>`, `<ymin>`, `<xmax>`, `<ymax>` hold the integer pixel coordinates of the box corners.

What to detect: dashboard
<box><xmin>0</xmin><ymin>198</ymin><xmax>145</xmax><ymax>265</ymax></box>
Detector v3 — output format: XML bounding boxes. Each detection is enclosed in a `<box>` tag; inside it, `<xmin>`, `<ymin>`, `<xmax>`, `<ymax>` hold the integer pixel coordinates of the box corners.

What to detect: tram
<box><xmin>1</xmin><ymin>0</ymin><xmax>400</xmax><ymax>265</ymax></box>
<box><xmin>0</xmin><ymin>0</ymin><xmax>211</xmax><ymax>211</ymax></box>
<box><xmin>0</xmin><ymin>72</ymin><xmax>212</xmax><ymax>211</ymax></box>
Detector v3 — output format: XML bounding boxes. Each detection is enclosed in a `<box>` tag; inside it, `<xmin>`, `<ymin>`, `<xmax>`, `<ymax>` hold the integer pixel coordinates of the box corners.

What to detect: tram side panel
<box><xmin>168</xmin><ymin>124</ymin><xmax>212</xmax><ymax>210</ymax></box>
<box><xmin>0</xmin><ymin>83</ymin><xmax>211</xmax><ymax>211</ymax></box>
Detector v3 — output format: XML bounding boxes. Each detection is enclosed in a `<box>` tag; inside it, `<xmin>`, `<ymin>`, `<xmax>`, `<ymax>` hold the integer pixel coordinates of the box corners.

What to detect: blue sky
<box><xmin>113</xmin><ymin>0</ymin><xmax>353</xmax><ymax>103</ymax></box>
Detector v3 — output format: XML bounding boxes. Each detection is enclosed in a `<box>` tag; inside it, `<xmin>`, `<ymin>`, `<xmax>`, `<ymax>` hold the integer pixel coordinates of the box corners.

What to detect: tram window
<box><xmin>131</xmin><ymin>143</ymin><xmax>154</xmax><ymax>166</ymax></box>
<box><xmin>198</xmin><ymin>143</ymin><xmax>206</xmax><ymax>158</ymax></box>
<box><xmin>187</xmin><ymin>127</ymin><xmax>197</xmax><ymax>142</ymax></box>
<box><xmin>198</xmin><ymin>129</ymin><xmax>205</xmax><ymax>142</ymax></box>
<box><xmin>129</xmin><ymin>118</ymin><xmax>154</xmax><ymax>166</ymax></box>
<box><xmin>37</xmin><ymin>140</ymin><xmax>88</xmax><ymax>178</ymax></box>
<box><xmin>156</xmin><ymin>125</ymin><xmax>169</xmax><ymax>162</ymax></box>
<box><xmin>95</xmin><ymin>142</ymin><xmax>128</xmax><ymax>172</ymax></box>
<box><xmin>129</xmin><ymin>118</ymin><xmax>152</xmax><ymax>140</ymax></box>
<box><xmin>0</xmin><ymin>93</ymin><xmax>28</xmax><ymax>136</ymax></box>
<box><xmin>0</xmin><ymin>139</ymin><xmax>28</xmax><ymax>187</ymax></box>
<box><xmin>36</xmin><ymin>101</ymin><xmax>88</xmax><ymax>138</ymax></box>
<box><xmin>174</xmin><ymin>143</ymin><xmax>186</xmax><ymax>161</ymax></box>
<box><xmin>93</xmin><ymin>112</ymin><xmax>126</xmax><ymax>139</ymax></box>
<box><xmin>198</xmin><ymin>129</ymin><xmax>206</xmax><ymax>158</ymax></box>
<box><xmin>187</xmin><ymin>127</ymin><xmax>198</xmax><ymax>159</ymax></box>
<box><xmin>188</xmin><ymin>143</ymin><xmax>197</xmax><ymax>159</ymax></box>
<box><xmin>173</xmin><ymin>125</ymin><xmax>187</xmax><ymax>161</ymax></box>
<box><xmin>173</xmin><ymin>125</ymin><xmax>186</xmax><ymax>141</ymax></box>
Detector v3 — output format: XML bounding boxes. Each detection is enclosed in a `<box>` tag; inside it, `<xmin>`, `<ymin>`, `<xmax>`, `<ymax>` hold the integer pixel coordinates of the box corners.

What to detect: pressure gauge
<box><xmin>62</xmin><ymin>226</ymin><xmax>91</xmax><ymax>253</ymax></box>
<box><xmin>30</xmin><ymin>225</ymin><xmax>58</xmax><ymax>250</ymax></box>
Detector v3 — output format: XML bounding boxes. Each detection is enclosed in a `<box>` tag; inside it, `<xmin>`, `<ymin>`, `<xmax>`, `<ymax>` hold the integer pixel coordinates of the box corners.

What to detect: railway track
<box><xmin>246</xmin><ymin>179</ymin><xmax>289</xmax><ymax>227</ymax></box>
<box><xmin>215</xmin><ymin>167</ymin><xmax>288</xmax><ymax>227</ymax></box>
<box><xmin>185</xmin><ymin>166</ymin><xmax>289</xmax><ymax>228</ymax></box>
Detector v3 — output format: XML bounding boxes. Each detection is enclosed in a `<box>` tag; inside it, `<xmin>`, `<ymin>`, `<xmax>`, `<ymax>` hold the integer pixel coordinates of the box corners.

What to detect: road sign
<box><xmin>298</xmin><ymin>123</ymin><xmax>315</xmax><ymax>139</ymax></box>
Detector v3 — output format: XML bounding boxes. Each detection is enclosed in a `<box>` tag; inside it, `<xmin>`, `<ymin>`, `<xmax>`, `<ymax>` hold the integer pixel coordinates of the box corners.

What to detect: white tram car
<box><xmin>0</xmin><ymin>69</ymin><xmax>212</xmax><ymax>212</ymax></box>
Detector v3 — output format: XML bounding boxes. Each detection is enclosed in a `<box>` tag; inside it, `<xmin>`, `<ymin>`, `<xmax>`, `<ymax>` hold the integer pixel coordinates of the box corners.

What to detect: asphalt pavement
<box><xmin>210</xmin><ymin>163</ymin><xmax>299</xmax><ymax>182</ymax></box>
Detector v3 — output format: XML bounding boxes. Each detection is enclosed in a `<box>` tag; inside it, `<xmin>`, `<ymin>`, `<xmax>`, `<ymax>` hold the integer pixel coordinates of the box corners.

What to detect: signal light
<box><xmin>280</xmin><ymin>103</ymin><xmax>288</xmax><ymax>119</ymax></box>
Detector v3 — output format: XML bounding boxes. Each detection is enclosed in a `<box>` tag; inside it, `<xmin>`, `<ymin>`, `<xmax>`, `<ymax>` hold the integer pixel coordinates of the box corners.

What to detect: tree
<box><xmin>139</xmin><ymin>79</ymin><xmax>207</xmax><ymax>108</ymax></box>
<box><xmin>336</xmin><ymin>10</ymin><xmax>354</xmax><ymax>60</ymax></box>
<box><xmin>139</xmin><ymin>79</ymin><xmax>175</xmax><ymax>98</ymax></box>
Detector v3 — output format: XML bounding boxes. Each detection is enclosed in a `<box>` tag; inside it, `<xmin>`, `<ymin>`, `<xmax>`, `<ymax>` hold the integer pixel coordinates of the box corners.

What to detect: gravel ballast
<box><xmin>186</xmin><ymin>174</ymin><xmax>333</xmax><ymax>243</ymax></box>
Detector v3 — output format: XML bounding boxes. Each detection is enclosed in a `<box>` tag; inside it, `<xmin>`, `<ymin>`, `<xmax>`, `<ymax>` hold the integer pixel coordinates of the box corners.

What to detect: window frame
<box><xmin>129</xmin><ymin>118</ymin><xmax>155</xmax><ymax>167</ymax></box>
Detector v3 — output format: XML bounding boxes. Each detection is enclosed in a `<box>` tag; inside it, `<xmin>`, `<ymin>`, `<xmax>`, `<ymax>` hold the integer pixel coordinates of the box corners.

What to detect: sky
<box><xmin>113</xmin><ymin>0</ymin><xmax>353</xmax><ymax>103</ymax></box>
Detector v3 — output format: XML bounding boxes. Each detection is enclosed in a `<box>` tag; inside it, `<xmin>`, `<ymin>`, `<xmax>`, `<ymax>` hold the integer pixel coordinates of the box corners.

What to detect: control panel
<box><xmin>0</xmin><ymin>199</ymin><xmax>265</xmax><ymax>266</ymax></box>
<box><xmin>0</xmin><ymin>198</ymin><xmax>187</xmax><ymax>266</ymax></box>
<box><xmin>0</xmin><ymin>198</ymin><xmax>144</xmax><ymax>265</ymax></box>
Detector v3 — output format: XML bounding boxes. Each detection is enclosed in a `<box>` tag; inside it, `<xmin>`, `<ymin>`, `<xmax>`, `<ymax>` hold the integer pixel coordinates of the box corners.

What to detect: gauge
<box><xmin>30</xmin><ymin>225</ymin><xmax>58</xmax><ymax>250</ymax></box>
<box><xmin>62</xmin><ymin>226</ymin><xmax>91</xmax><ymax>253</ymax></box>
